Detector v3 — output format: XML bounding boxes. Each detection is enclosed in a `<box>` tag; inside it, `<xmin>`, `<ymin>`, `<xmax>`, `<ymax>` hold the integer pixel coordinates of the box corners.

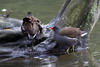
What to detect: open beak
<box><xmin>32</xmin><ymin>33</ymin><xmax>37</xmax><ymax>39</ymax></box>
<box><xmin>27</xmin><ymin>33</ymin><xmax>37</xmax><ymax>39</ymax></box>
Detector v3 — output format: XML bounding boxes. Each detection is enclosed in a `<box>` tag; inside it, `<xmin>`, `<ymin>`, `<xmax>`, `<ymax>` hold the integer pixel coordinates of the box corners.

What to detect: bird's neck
<box><xmin>53</xmin><ymin>27</ymin><xmax>60</xmax><ymax>34</ymax></box>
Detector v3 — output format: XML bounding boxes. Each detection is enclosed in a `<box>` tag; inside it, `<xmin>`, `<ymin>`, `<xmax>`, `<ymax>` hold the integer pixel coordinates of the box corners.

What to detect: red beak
<box><xmin>49</xmin><ymin>27</ymin><xmax>54</xmax><ymax>30</ymax></box>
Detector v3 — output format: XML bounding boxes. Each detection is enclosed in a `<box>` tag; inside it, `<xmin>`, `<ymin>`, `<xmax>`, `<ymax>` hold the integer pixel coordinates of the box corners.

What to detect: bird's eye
<box><xmin>36</xmin><ymin>20</ymin><xmax>40</xmax><ymax>22</ymax></box>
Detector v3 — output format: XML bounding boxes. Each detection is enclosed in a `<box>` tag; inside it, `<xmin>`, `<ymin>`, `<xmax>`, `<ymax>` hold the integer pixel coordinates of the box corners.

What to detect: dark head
<box><xmin>49</xmin><ymin>26</ymin><xmax>61</xmax><ymax>34</ymax></box>
<box><xmin>21</xmin><ymin>12</ymin><xmax>42</xmax><ymax>39</ymax></box>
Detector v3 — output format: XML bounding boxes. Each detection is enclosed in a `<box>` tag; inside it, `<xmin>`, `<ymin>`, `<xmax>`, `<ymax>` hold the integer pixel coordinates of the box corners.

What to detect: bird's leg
<box><xmin>65</xmin><ymin>47</ymin><xmax>70</xmax><ymax>53</ymax></box>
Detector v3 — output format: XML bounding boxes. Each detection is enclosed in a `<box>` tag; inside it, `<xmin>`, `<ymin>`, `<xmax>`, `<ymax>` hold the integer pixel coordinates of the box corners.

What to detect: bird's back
<box><xmin>59</xmin><ymin>27</ymin><xmax>81</xmax><ymax>38</ymax></box>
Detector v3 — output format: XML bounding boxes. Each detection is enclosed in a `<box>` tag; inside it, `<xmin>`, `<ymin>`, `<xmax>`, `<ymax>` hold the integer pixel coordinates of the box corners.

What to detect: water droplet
<box><xmin>83</xmin><ymin>61</ymin><xmax>89</xmax><ymax>66</ymax></box>
<box><xmin>2</xmin><ymin>9</ymin><xmax>7</xmax><ymax>12</ymax></box>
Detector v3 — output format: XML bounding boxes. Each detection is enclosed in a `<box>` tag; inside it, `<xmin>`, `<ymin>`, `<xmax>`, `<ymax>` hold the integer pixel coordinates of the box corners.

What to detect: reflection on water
<box><xmin>0</xmin><ymin>49</ymin><xmax>99</xmax><ymax>67</ymax></box>
<box><xmin>89</xmin><ymin>19</ymin><xmax>100</xmax><ymax>64</ymax></box>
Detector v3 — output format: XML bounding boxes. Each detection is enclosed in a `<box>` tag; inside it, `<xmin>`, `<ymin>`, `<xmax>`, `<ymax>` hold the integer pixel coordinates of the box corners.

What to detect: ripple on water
<box><xmin>36</xmin><ymin>55</ymin><xmax>58</xmax><ymax>64</ymax></box>
<box><xmin>92</xmin><ymin>51</ymin><xmax>100</xmax><ymax>56</ymax></box>
<box><xmin>83</xmin><ymin>61</ymin><xmax>89</xmax><ymax>67</ymax></box>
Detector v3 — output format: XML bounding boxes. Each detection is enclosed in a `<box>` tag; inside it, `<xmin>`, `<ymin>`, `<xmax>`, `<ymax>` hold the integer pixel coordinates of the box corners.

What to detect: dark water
<box><xmin>0</xmin><ymin>0</ymin><xmax>64</xmax><ymax>23</ymax></box>
<box><xmin>89</xmin><ymin>19</ymin><xmax>100</xmax><ymax>65</ymax></box>
<box><xmin>0</xmin><ymin>0</ymin><xmax>100</xmax><ymax>67</ymax></box>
